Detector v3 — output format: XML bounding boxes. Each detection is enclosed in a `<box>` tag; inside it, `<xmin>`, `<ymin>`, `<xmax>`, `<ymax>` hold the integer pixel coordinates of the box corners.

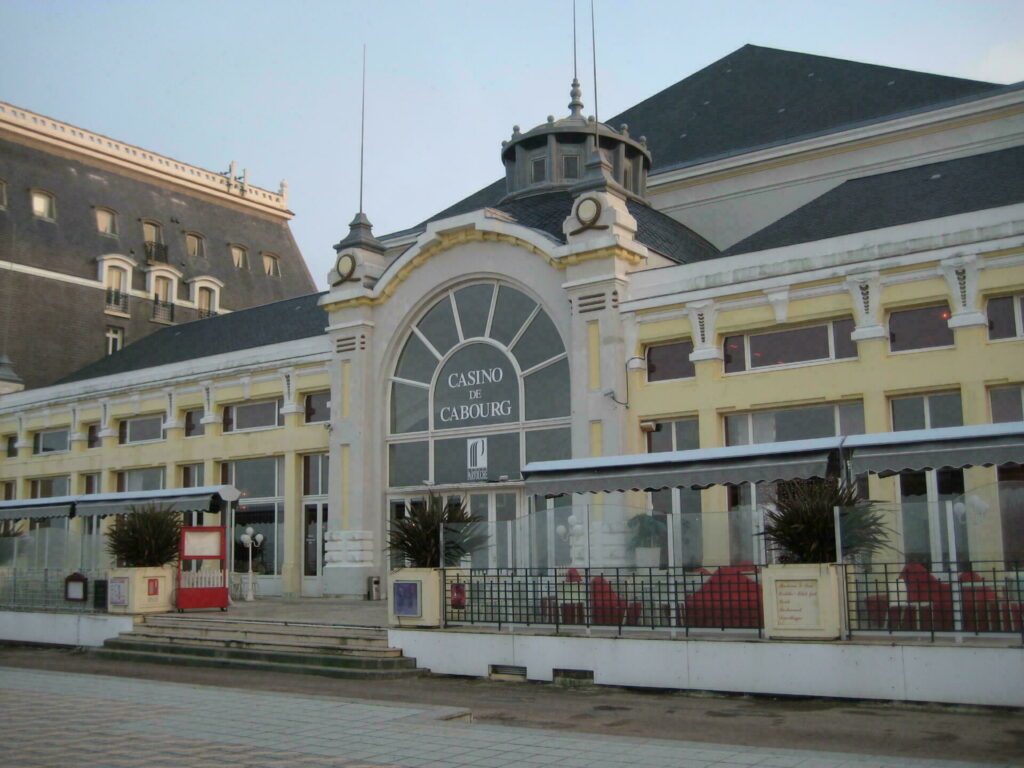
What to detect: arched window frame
<box><xmin>230</xmin><ymin>244</ymin><xmax>249</xmax><ymax>270</ymax></box>
<box><xmin>94</xmin><ymin>206</ymin><xmax>118</xmax><ymax>236</ymax></box>
<box><xmin>30</xmin><ymin>188</ymin><xmax>56</xmax><ymax>220</ymax></box>
<box><xmin>184</xmin><ymin>232</ymin><xmax>205</xmax><ymax>259</ymax></box>
<box><xmin>262</xmin><ymin>252</ymin><xmax>282</xmax><ymax>277</ymax></box>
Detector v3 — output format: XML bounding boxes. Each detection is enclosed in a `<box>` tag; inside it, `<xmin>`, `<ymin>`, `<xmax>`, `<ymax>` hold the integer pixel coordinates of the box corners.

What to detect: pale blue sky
<box><xmin>2</xmin><ymin>0</ymin><xmax>1022</xmax><ymax>286</ymax></box>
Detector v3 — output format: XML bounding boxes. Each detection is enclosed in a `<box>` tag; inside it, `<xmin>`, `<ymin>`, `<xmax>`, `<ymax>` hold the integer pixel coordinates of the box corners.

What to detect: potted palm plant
<box><xmin>105</xmin><ymin>503</ymin><xmax>181</xmax><ymax>614</ymax></box>
<box><xmin>627</xmin><ymin>513</ymin><xmax>666</xmax><ymax>568</ymax></box>
<box><xmin>760</xmin><ymin>479</ymin><xmax>887</xmax><ymax>639</ymax></box>
<box><xmin>386</xmin><ymin>492</ymin><xmax>486</xmax><ymax>627</ymax></box>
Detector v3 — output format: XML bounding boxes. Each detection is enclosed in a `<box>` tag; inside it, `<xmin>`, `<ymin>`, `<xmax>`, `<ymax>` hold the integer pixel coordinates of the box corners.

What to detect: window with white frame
<box><xmin>95</xmin><ymin>207</ymin><xmax>117</xmax><ymax>235</ymax></box>
<box><xmin>2</xmin><ymin>480</ymin><xmax>14</xmax><ymax>501</ymax></box>
<box><xmin>116</xmin><ymin>467</ymin><xmax>165</xmax><ymax>492</ymax></box>
<box><xmin>185</xmin><ymin>233</ymin><xmax>204</xmax><ymax>259</ymax></box>
<box><xmin>82</xmin><ymin>473</ymin><xmax>101</xmax><ymax>495</ymax></box>
<box><xmin>183</xmin><ymin>408</ymin><xmax>205</xmax><ymax>437</ymax></box>
<box><xmin>29</xmin><ymin>475</ymin><xmax>70</xmax><ymax>498</ymax></box>
<box><xmin>197</xmin><ymin>286</ymin><xmax>216</xmax><ymax>316</ymax></box>
<box><xmin>891</xmin><ymin>391</ymin><xmax>964</xmax><ymax>566</ymax></box>
<box><xmin>724</xmin><ymin>318</ymin><xmax>856</xmax><ymax>373</ymax></box>
<box><xmin>30</xmin><ymin>189</ymin><xmax>55</xmax><ymax>220</ymax></box>
<box><xmin>262</xmin><ymin>252</ymin><xmax>281</xmax><ymax>277</ymax></box>
<box><xmin>230</xmin><ymin>244</ymin><xmax>249</xmax><ymax>270</ymax></box>
<box><xmin>646</xmin><ymin>417</ymin><xmax>702</xmax><ymax>566</ymax></box>
<box><xmin>987</xmin><ymin>295</ymin><xmax>1024</xmax><ymax>340</ymax></box>
<box><xmin>153</xmin><ymin>275</ymin><xmax>172</xmax><ymax>304</ymax></box>
<box><xmin>302</xmin><ymin>453</ymin><xmax>330</xmax><ymax>496</ymax></box>
<box><xmin>222</xmin><ymin>457</ymin><xmax>284</xmax><ymax>576</ymax></box>
<box><xmin>118</xmin><ymin>414</ymin><xmax>165</xmax><ymax>444</ymax></box>
<box><xmin>646</xmin><ymin>340</ymin><xmax>695</xmax><ymax>382</ymax></box>
<box><xmin>222</xmin><ymin>399</ymin><xmax>283</xmax><ymax>433</ymax></box>
<box><xmin>888</xmin><ymin>304</ymin><xmax>954</xmax><ymax>352</ymax></box>
<box><xmin>142</xmin><ymin>220</ymin><xmax>162</xmax><ymax>244</ymax></box>
<box><xmin>304</xmin><ymin>391</ymin><xmax>330</xmax><ymax>423</ymax></box>
<box><xmin>181</xmin><ymin>463</ymin><xmax>205</xmax><ymax>488</ymax></box>
<box><xmin>32</xmin><ymin>428</ymin><xmax>69</xmax><ymax>455</ymax></box>
<box><xmin>104</xmin><ymin>265</ymin><xmax>129</xmax><ymax>313</ymax></box>
<box><xmin>991</xmin><ymin>385</ymin><xmax>1024</xmax><ymax>423</ymax></box>
<box><xmin>5</xmin><ymin>434</ymin><xmax>17</xmax><ymax>457</ymax></box>
<box><xmin>86</xmin><ymin>424</ymin><xmax>101</xmax><ymax>449</ymax></box>
<box><xmin>105</xmin><ymin>326</ymin><xmax>124</xmax><ymax>355</ymax></box>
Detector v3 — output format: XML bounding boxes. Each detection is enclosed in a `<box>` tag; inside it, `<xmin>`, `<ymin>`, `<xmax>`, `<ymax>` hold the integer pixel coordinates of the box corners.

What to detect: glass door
<box><xmin>467</xmin><ymin>490</ymin><xmax>519</xmax><ymax>569</ymax></box>
<box><xmin>301</xmin><ymin>502</ymin><xmax>327</xmax><ymax>596</ymax></box>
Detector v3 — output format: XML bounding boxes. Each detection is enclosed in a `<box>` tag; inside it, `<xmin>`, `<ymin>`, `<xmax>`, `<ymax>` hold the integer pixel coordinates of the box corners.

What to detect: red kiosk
<box><xmin>176</xmin><ymin>525</ymin><xmax>229</xmax><ymax>611</ymax></box>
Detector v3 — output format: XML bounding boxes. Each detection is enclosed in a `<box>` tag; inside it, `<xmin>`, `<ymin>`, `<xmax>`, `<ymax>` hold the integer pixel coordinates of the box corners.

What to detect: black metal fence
<box><xmin>152</xmin><ymin>297</ymin><xmax>174</xmax><ymax>322</ymax></box>
<box><xmin>442</xmin><ymin>565</ymin><xmax>764</xmax><ymax>636</ymax></box>
<box><xmin>144</xmin><ymin>241</ymin><xmax>169</xmax><ymax>263</ymax></box>
<box><xmin>104</xmin><ymin>288</ymin><xmax>128</xmax><ymax>313</ymax></box>
<box><xmin>844</xmin><ymin>561</ymin><xmax>1024</xmax><ymax>641</ymax></box>
<box><xmin>0</xmin><ymin>568</ymin><xmax>107</xmax><ymax>613</ymax></box>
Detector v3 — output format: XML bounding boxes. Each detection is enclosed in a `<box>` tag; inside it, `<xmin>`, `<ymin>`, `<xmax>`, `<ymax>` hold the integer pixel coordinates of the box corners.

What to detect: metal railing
<box><xmin>143</xmin><ymin>241</ymin><xmax>168</xmax><ymax>263</ymax></box>
<box><xmin>152</xmin><ymin>296</ymin><xmax>174</xmax><ymax>322</ymax></box>
<box><xmin>442</xmin><ymin>565</ymin><xmax>764</xmax><ymax>636</ymax></box>
<box><xmin>0</xmin><ymin>568</ymin><xmax>107</xmax><ymax>613</ymax></box>
<box><xmin>844</xmin><ymin>561</ymin><xmax>1024</xmax><ymax>641</ymax></box>
<box><xmin>104</xmin><ymin>288</ymin><xmax>128</xmax><ymax>313</ymax></box>
<box><xmin>197</xmin><ymin>307</ymin><xmax>217</xmax><ymax>319</ymax></box>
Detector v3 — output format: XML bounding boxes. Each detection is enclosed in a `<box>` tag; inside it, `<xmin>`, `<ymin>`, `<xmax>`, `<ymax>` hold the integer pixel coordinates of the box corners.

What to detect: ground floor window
<box><xmin>233</xmin><ymin>503</ymin><xmax>282</xmax><ymax>576</ymax></box>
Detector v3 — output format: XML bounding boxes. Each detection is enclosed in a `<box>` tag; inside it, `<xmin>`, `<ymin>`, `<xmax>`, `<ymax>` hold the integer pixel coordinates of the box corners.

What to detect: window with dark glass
<box><xmin>86</xmin><ymin>424</ymin><xmax>101</xmax><ymax>448</ymax></box>
<box><xmin>304</xmin><ymin>391</ymin><xmax>330</xmax><ymax>423</ymax></box>
<box><xmin>83</xmin><ymin>473</ymin><xmax>100</xmax><ymax>495</ymax></box>
<box><xmin>563</xmin><ymin>154</ymin><xmax>580</xmax><ymax>179</ymax></box>
<box><xmin>646</xmin><ymin>417</ymin><xmax>702</xmax><ymax>566</ymax></box>
<box><xmin>223</xmin><ymin>399</ymin><xmax>283</xmax><ymax>433</ymax></box>
<box><xmin>724</xmin><ymin>319</ymin><xmax>857</xmax><ymax>373</ymax></box>
<box><xmin>33</xmin><ymin>428</ymin><xmax>69</xmax><ymax>454</ymax></box>
<box><xmin>303</xmin><ymin>453</ymin><xmax>330</xmax><ymax>496</ymax></box>
<box><xmin>888</xmin><ymin>304</ymin><xmax>954</xmax><ymax>352</ymax></box>
<box><xmin>184</xmin><ymin>408</ymin><xmax>205</xmax><ymax>437</ymax></box>
<box><xmin>991</xmin><ymin>385</ymin><xmax>1024</xmax><ymax>423</ymax></box>
<box><xmin>116</xmin><ymin>467</ymin><xmax>165</xmax><ymax>492</ymax></box>
<box><xmin>118</xmin><ymin>415</ymin><xmax>164</xmax><ymax>444</ymax></box>
<box><xmin>5</xmin><ymin>435</ymin><xmax>16</xmax><ymax>457</ymax></box>
<box><xmin>531</xmin><ymin>157</ymin><xmax>546</xmax><ymax>183</ymax></box>
<box><xmin>726</xmin><ymin>402</ymin><xmax>864</xmax><ymax>446</ymax></box>
<box><xmin>181</xmin><ymin>463</ymin><xmax>204</xmax><ymax>488</ymax></box>
<box><xmin>891</xmin><ymin>392</ymin><xmax>962</xmax><ymax>432</ymax></box>
<box><xmin>987</xmin><ymin>295</ymin><xmax>1023</xmax><ymax>340</ymax></box>
<box><xmin>29</xmin><ymin>475</ymin><xmax>69</xmax><ymax>498</ymax></box>
<box><xmin>2</xmin><ymin>480</ymin><xmax>13</xmax><ymax>500</ymax></box>
<box><xmin>646</xmin><ymin>340</ymin><xmax>695</xmax><ymax>382</ymax></box>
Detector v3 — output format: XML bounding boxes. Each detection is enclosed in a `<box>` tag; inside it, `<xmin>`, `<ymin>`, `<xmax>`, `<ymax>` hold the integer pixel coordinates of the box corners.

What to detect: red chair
<box><xmin>589</xmin><ymin>575</ymin><xmax>642</xmax><ymax>626</ymax></box>
<box><xmin>960</xmin><ymin>571</ymin><xmax>1000</xmax><ymax>632</ymax></box>
<box><xmin>899</xmin><ymin>563</ymin><xmax>954</xmax><ymax>631</ymax></box>
<box><xmin>685</xmin><ymin>563</ymin><xmax>763</xmax><ymax>629</ymax></box>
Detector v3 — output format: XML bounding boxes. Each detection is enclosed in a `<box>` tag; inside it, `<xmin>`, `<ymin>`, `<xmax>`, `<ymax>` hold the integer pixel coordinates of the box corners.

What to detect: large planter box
<box><xmin>762</xmin><ymin>563</ymin><xmax>842</xmax><ymax>640</ymax></box>
<box><xmin>388</xmin><ymin>568</ymin><xmax>442</xmax><ymax>627</ymax></box>
<box><xmin>107</xmin><ymin>566</ymin><xmax>175</xmax><ymax>615</ymax></box>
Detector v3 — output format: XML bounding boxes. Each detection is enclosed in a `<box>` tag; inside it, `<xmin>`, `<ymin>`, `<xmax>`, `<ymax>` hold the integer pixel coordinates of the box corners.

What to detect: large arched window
<box><xmin>387</xmin><ymin>281</ymin><xmax>571</xmax><ymax>489</ymax></box>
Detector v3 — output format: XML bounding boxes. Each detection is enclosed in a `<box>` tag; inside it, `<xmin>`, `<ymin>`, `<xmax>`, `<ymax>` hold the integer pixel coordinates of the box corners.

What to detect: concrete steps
<box><xmin>94</xmin><ymin>614</ymin><xmax>425</xmax><ymax>680</ymax></box>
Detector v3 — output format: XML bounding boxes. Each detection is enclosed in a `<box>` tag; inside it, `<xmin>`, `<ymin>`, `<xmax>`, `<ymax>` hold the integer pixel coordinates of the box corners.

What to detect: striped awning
<box><xmin>0</xmin><ymin>485</ymin><xmax>240</xmax><ymax>521</ymax></box>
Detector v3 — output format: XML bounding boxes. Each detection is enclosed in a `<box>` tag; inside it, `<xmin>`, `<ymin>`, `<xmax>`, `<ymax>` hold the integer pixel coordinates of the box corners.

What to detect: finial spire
<box><xmin>568</xmin><ymin>78</ymin><xmax>584</xmax><ymax>117</ymax></box>
<box><xmin>358</xmin><ymin>44</ymin><xmax>367</xmax><ymax>215</ymax></box>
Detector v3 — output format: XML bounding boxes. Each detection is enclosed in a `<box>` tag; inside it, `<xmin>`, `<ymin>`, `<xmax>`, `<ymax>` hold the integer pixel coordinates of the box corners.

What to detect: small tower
<box><xmin>328</xmin><ymin>211</ymin><xmax>388</xmax><ymax>290</ymax></box>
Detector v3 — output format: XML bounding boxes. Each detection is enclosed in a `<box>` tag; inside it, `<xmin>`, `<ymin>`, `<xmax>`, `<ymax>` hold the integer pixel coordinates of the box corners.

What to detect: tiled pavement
<box><xmin>0</xmin><ymin>667</ymin><xmax>1013</xmax><ymax>768</ymax></box>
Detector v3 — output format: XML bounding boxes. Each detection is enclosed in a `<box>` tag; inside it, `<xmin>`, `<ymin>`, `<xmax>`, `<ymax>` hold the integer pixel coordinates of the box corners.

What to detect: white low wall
<box><xmin>0</xmin><ymin>611</ymin><xmax>134</xmax><ymax>647</ymax></box>
<box><xmin>390</xmin><ymin>629</ymin><xmax>1024</xmax><ymax>707</ymax></box>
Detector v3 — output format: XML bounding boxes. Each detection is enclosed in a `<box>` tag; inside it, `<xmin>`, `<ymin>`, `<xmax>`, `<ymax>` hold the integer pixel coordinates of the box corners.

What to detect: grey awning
<box><xmin>74</xmin><ymin>485</ymin><xmax>241</xmax><ymax>518</ymax></box>
<box><xmin>523</xmin><ymin>437</ymin><xmax>844</xmax><ymax>497</ymax></box>
<box><xmin>0</xmin><ymin>496</ymin><xmax>74</xmax><ymax>521</ymax></box>
<box><xmin>846</xmin><ymin>422</ymin><xmax>1024</xmax><ymax>477</ymax></box>
<box><xmin>0</xmin><ymin>485</ymin><xmax>240</xmax><ymax>521</ymax></box>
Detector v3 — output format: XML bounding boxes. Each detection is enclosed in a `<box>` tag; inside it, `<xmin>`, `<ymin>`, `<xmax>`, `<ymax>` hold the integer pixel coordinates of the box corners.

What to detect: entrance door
<box><xmin>301</xmin><ymin>502</ymin><xmax>327</xmax><ymax>596</ymax></box>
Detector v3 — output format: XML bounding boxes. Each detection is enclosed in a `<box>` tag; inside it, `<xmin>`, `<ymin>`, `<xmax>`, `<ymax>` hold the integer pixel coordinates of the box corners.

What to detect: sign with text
<box><xmin>774</xmin><ymin>579</ymin><xmax>821</xmax><ymax>628</ymax></box>
<box><xmin>433</xmin><ymin>344</ymin><xmax>518</xmax><ymax>430</ymax></box>
<box><xmin>467</xmin><ymin>437</ymin><xmax>488</xmax><ymax>481</ymax></box>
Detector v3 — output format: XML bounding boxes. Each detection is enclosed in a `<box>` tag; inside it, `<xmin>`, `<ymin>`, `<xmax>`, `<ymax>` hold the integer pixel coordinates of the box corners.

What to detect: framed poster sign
<box><xmin>108</xmin><ymin>576</ymin><xmax>129</xmax><ymax>607</ymax></box>
<box><xmin>392</xmin><ymin>580</ymin><xmax>421</xmax><ymax>618</ymax></box>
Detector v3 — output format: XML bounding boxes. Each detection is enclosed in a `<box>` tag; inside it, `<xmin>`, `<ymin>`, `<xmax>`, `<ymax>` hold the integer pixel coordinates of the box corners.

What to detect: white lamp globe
<box><xmin>240</xmin><ymin>533</ymin><xmax>252</xmax><ymax>547</ymax></box>
<box><xmin>245</xmin><ymin>526</ymin><xmax>255</xmax><ymax>537</ymax></box>
<box><xmin>555</xmin><ymin>524</ymin><xmax>567</xmax><ymax>538</ymax></box>
<box><xmin>254</xmin><ymin>533</ymin><xmax>265</xmax><ymax>546</ymax></box>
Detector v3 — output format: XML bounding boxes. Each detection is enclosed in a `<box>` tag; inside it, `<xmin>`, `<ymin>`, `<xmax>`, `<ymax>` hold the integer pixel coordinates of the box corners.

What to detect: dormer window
<box><xmin>95</xmin><ymin>207</ymin><xmax>117</xmax><ymax>235</ymax></box>
<box><xmin>185</xmin><ymin>232</ymin><xmax>205</xmax><ymax>259</ymax></box>
<box><xmin>197</xmin><ymin>286</ymin><xmax>216</xmax><ymax>318</ymax></box>
<box><xmin>142</xmin><ymin>221</ymin><xmax>167</xmax><ymax>263</ymax></box>
<box><xmin>531</xmin><ymin>157</ymin><xmax>547</xmax><ymax>184</ymax></box>
<box><xmin>31</xmin><ymin>189</ymin><xmax>56</xmax><ymax>220</ymax></box>
<box><xmin>563</xmin><ymin>155</ymin><xmax>580</xmax><ymax>180</ymax></box>
<box><xmin>263</xmin><ymin>252</ymin><xmax>281</xmax><ymax>277</ymax></box>
<box><xmin>231</xmin><ymin>245</ymin><xmax>249</xmax><ymax>270</ymax></box>
<box><xmin>143</xmin><ymin>221</ymin><xmax>162</xmax><ymax>244</ymax></box>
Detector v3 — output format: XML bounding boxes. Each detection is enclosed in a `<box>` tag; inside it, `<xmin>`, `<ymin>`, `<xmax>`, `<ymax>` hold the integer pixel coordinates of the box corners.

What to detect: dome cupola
<box><xmin>500</xmin><ymin>79</ymin><xmax>652</xmax><ymax>202</ymax></box>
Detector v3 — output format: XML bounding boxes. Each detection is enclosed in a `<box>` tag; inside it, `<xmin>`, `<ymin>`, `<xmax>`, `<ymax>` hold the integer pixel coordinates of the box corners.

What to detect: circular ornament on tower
<box><xmin>576</xmin><ymin>196</ymin><xmax>601</xmax><ymax>226</ymax></box>
<box><xmin>334</xmin><ymin>252</ymin><xmax>358</xmax><ymax>285</ymax></box>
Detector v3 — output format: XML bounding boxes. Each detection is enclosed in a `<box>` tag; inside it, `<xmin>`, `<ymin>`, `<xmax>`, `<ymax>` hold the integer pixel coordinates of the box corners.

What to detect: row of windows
<box><xmin>13</xmin><ymin>453</ymin><xmax>329</xmax><ymax>501</ymax></box>
<box><xmin>646</xmin><ymin>298</ymin><xmax>1021</xmax><ymax>383</ymax></box>
<box><xmin>104</xmin><ymin>267</ymin><xmax>219</xmax><ymax>319</ymax></box>
<box><xmin>0</xmin><ymin>182</ymin><xmax>283</xmax><ymax>277</ymax></box>
<box><xmin>3</xmin><ymin>392</ymin><xmax>330</xmax><ymax>456</ymax></box>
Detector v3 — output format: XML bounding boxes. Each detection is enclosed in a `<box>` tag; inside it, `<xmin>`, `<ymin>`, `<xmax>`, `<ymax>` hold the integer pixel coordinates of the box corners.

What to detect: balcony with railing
<box><xmin>197</xmin><ymin>307</ymin><xmax>217</xmax><ymax>320</ymax></box>
<box><xmin>104</xmin><ymin>288</ymin><xmax>129</xmax><ymax>314</ymax></box>
<box><xmin>143</xmin><ymin>241</ymin><xmax>168</xmax><ymax>264</ymax></box>
<box><xmin>151</xmin><ymin>296</ymin><xmax>174</xmax><ymax>323</ymax></box>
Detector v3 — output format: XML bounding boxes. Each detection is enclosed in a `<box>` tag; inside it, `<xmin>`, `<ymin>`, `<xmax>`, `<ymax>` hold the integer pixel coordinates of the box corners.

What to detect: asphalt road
<box><xmin>0</xmin><ymin>646</ymin><xmax>1020</xmax><ymax>765</ymax></box>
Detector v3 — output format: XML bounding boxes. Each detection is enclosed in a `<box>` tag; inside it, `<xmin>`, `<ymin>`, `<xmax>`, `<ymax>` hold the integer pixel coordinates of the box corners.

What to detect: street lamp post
<box><xmin>238</xmin><ymin>526</ymin><xmax>264</xmax><ymax>602</ymax></box>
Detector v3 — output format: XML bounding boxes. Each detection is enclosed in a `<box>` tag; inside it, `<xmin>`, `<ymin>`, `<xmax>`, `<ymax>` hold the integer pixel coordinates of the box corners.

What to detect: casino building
<box><xmin>1</xmin><ymin>45</ymin><xmax>1023</xmax><ymax>599</ymax></box>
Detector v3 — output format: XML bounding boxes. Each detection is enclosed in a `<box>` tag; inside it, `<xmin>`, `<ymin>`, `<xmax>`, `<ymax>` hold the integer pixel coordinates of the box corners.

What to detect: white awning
<box><xmin>845</xmin><ymin>422</ymin><xmax>1024</xmax><ymax>477</ymax></box>
<box><xmin>0</xmin><ymin>485</ymin><xmax>240</xmax><ymax>521</ymax></box>
<box><xmin>523</xmin><ymin>437</ymin><xmax>845</xmax><ymax>497</ymax></box>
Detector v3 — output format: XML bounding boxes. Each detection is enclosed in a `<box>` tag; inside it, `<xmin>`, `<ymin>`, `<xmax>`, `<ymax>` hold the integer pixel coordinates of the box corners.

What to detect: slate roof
<box><xmin>392</xmin><ymin>45</ymin><xmax>1002</xmax><ymax>238</ymax></box>
<box><xmin>59</xmin><ymin>292</ymin><xmax>328</xmax><ymax>384</ymax></box>
<box><xmin>725</xmin><ymin>146</ymin><xmax>1024</xmax><ymax>255</ymax></box>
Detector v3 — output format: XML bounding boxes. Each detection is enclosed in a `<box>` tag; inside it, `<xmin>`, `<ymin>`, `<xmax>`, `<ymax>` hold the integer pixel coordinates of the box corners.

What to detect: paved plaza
<box><xmin>0</xmin><ymin>666</ymin><xmax>1017</xmax><ymax>768</ymax></box>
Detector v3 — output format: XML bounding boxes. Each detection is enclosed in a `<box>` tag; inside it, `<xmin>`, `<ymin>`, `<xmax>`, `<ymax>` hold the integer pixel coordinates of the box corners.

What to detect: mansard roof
<box><xmin>58</xmin><ymin>292</ymin><xmax>328</xmax><ymax>384</ymax></box>
<box><xmin>0</xmin><ymin>137</ymin><xmax>316</xmax><ymax>308</ymax></box>
<box><xmin>725</xmin><ymin>146</ymin><xmax>1024</xmax><ymax>255</ymax></box>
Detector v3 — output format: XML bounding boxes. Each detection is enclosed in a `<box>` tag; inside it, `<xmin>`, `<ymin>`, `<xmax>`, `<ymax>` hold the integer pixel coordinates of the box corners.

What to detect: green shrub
<box><xmin>387</xmin><ymin>492</ymin><xmax>486</xmax><ymax>568</ymax></box>
<box><xmin>105</xmin><ymin>503</ymin><xmax>182</xmax><ymax>568</ymax></box>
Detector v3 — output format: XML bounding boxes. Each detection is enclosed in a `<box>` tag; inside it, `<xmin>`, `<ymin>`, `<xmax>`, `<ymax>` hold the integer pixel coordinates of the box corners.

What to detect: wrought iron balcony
<box><xmin>144</xmin><ymin>241</ymin><xmax>169</xmax><ymax>264</ymax></box>
<box><xmin>197</xmin><ymin>307</ymin><xmax>217</xmax><ymax>319</ymax></box>
<box><xmin>152</xmin><ymin>296</ymin><xmax>175</xmax><ymax>323</ymax></box>
<box><xmin>105</xmin><ymin>288</ymin><xmax>129</xmax><ymax>314</ymax></box>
